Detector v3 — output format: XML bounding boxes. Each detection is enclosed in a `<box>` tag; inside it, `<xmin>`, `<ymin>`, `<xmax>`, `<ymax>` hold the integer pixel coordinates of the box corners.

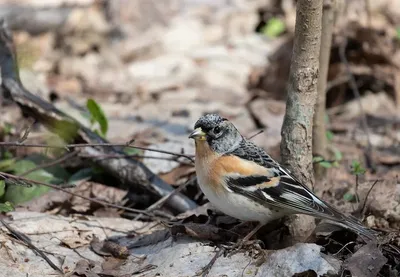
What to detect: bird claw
<box><xmin>225</xmin><ymin>239</ymin><xmax>264</xmax><ymax>256</ymax></box>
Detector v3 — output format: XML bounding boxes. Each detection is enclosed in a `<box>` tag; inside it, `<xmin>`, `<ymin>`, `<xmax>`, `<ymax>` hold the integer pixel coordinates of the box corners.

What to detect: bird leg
<box><xmin>242</xmin><ymin>222</ymin><xmax>264</xmax><ymax>242</ymax></box>
<box><xmin>227</xmin><ymin>222</ymin><xmax>264</xmax><ymax>253</ymax></box>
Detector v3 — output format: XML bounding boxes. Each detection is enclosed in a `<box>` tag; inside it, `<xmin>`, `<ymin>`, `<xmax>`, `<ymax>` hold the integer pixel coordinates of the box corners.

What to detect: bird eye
<box><xmin>214</xmin><ymin>126</ymin><xmax>221</xmax><ymax>134</ymax></box>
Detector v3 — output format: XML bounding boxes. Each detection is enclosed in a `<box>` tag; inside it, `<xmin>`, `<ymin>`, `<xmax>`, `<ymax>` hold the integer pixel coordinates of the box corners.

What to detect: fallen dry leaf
<box><xmin>66</xmin><ymin>259</ymin><xmax>99</xmax><ymax>277</ymax></box>
<box><xmin>91</xmin><ymin>236</ymin><xmax>129</xmax><ymax>259</ymax></box>
<box><xmin>346</xmin><ymin>242</ymin><xmax>388</xmax><ymax>277</ymax></box>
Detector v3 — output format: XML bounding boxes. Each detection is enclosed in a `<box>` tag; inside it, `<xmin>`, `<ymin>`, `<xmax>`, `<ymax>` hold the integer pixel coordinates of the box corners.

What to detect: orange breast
<box><xmin>195</xmin><ymin>141</ymin><xmax>280</xmax><ymax>191</ymax></box>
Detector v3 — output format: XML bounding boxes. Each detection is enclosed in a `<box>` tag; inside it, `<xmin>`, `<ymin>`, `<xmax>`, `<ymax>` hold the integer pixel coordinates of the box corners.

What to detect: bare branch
<box><xmin>20</xmin><ymin>151</ymin><xmax>78</xmax><ymax>177</ymax></box>
<box><xmin>313</xmin><ymin>0</ymin><xmax>335</xmax><ymax>180</ymax></box>
<box><xmin>280</xmin><ymin>0</ymin><xmax>323</xmax><ymax>242</ymax></box>
<box><xmin>0</xmin><ymin>21</ymin><xmax>196</xmax><ymax>213</ymax></box>
<box><xmin>0</xmin><ymin>171</ymin><xmax>165</xmax><ymax>220</ymax></box>
<box><xmin>281</xmin><ymin>0</ymin><xmax>323</xmax><ymax>185</ymax></box>
<box><xmin>0</xmin><ymin>141</ymin><xmax>195</xmax><ymax>163</ymax></box>
<box><xmin>338</xmin><ymin>37</ymin><xmax>376</xmax><ymax>171</ymax></box>
<box><xmin>0</xmin><ymin>218</ymin><xmax>63</xmax><ymax>273</ymax></box>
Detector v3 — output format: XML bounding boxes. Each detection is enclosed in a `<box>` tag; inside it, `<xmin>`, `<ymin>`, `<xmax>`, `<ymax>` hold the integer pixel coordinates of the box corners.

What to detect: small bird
<box><xmin>189</xmin><ymin>114</ymin><xmax>376</xmax><ymax>242</ymax></box>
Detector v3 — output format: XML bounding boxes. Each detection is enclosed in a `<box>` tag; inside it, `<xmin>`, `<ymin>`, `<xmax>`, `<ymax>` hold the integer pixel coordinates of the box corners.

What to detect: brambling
<box><xmin>189</xmin><ymin>114</ymin><xmax>376</xmax><ymax>243</ymax></box>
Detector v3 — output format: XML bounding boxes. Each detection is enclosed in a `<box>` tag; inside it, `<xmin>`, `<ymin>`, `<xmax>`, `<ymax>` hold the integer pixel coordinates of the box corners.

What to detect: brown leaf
<box><xmin>159</xmin><ymin>165</ymin><xmax>195</xmax><ymax>185</ymax></box>
<box><xmin>101</xmin><ymin>257</ymin><xmax>125</xmax><ymax>272</ymax></box>
<box><xmin>67</xmin><ymin>259</ymin><xmax>99</xmax><ymax>277</ymax></box>
<box><xmin>90</xmin><ymin>236</ymin><xmax>129</xmax><ymax>259</ymax></box>
<box><xmin>170</xmin><ymin>222</ymin><xmax>232</xmax><ymax>242</ymax></box>
<box><xmin>61</xmin><ymin>231</ymin><xmax>92</xmax><ymax>249</ymax></box>
<box><xmin>346</xmin><ymin>242</ymin><xmax>388</xmax><ymax>277</ymax></box>
<box><xmin>71</xmin><ymin>181</ymin><xmax>126</xmax><ymax>213</ymax></box>
<box><xmin>292</xmin><ymin>270</ymin><xmax>317</xmax><ymax>277</ymax></box>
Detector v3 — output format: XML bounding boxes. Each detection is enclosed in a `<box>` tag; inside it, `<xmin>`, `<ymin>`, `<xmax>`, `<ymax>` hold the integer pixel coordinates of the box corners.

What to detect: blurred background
<box><xmin>0</xmin><ymin>0</ymin><xmax>399</xmax><ymax>228</ymax></box>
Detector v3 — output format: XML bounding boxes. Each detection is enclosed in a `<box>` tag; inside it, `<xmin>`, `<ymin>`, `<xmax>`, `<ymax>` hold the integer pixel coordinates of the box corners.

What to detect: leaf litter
<box><xmin>0</xmin><ymin>0</ymin><xmax>399</xmax><ymax>276</ymax></box>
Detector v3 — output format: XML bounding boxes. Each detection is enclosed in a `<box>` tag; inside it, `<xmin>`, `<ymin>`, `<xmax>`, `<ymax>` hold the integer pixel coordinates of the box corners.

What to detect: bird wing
<box><xmin>225</xmin><ymin>140</ymin><xmax>345</xmax><ymax>219</ymax></box>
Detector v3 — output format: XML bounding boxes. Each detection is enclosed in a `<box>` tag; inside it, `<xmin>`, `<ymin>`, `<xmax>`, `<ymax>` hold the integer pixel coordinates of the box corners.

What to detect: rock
<box><xmin>117</xmin><ymin>26</ymin><xmax>165</xmax><ymax>62</ymax></box>
<box><xmin>128</xmin><ymin>54</ymin><xmax>197</xmax><ymax>94</ymax></box>
<box><xmin>0</xmin><ymin>212</ymin><xmax>341</xmax><ymax>277</ymax></box>
<box><xmin>134</xmin><ymin>238</ymin><xmax>339</xmax><ymax>277</ymax></box>
<box><xmin>142</xmin><ymin>141</ymin><xmax>195</xmax><ymax>174</ymax></box>
<box><xmin>161</xmin><ymin>18</ymin><xmax>205</xmax><ymax>53</ymax></box>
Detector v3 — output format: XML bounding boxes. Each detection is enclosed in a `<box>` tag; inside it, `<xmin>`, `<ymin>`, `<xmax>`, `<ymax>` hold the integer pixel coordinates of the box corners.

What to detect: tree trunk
<box><xmin>280</xmin><ymin>0</ymin><xmax>323</xmax><ymax>243</ymax></box>
<box><xmin>281</xmin><ymin>0</ymin><xmax>323</xmax><ymax>187</ymax></box>
<box><xmin>313</xmin><ymin>0</ymin><xmax>335</xmax><ymax>180</ymax></box>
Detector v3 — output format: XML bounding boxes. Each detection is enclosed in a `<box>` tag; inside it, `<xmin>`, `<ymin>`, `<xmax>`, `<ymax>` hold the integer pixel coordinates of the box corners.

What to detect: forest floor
<box><xmin>0</xmin><ymin>0</ymin><xmax>399</xmax><ymax>276</ymax></box>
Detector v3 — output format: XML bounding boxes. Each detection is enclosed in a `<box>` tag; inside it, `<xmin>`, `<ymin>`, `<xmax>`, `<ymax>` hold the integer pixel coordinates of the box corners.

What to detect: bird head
<box><xmin>189</xmin><ymin>114</ymin><xmax>243</xmax><ymax>154</ymax></box>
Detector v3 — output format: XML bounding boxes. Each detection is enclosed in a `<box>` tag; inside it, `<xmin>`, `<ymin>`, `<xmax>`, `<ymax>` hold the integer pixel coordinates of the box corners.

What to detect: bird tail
<box><xmin>338</xmin><ymin>215</ymin><xmax>377</xmax><ymax>241</ymax></box>
<box><xmin>318</xmin><ymin>206</ymin><xmax>377</xmax><ymax>241</ymax></box>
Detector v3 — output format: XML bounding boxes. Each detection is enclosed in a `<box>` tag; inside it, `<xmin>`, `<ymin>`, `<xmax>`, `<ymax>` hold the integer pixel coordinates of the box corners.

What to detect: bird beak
<box><xmin>189</xmin><ymin>127</ymin><xmax>206</xmax><ymax>140</ymax></box>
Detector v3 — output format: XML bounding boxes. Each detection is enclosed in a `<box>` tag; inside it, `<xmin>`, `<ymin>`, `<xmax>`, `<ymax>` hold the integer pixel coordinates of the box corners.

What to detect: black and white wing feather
<box><xmin>226</xmin><ymin>139</ymin><xmax>376</xmax><ymax>240</ymax></box>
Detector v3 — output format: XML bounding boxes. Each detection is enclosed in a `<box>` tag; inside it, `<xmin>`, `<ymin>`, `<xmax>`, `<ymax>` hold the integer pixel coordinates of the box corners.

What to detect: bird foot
<box><xmin>225</xmin><ymin>239</ymin><xmax>264</xmax><ymax>256</ymax></box>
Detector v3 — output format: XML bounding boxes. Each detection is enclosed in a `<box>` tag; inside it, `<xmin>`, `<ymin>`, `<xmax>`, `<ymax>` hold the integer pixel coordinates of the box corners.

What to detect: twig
<box><xmin>0</xmin><ymin>218</ymin><xmax>63</xmax><ymax>273</ymax></box>
<box><xmin>133</xmin><ymin>177</ymin><xmax>195</xmax><ymax>221</ymax></box>
<box><xmin>354</xmin><ymin>174</ymin><xmax>360</xmax><ymax>209</ymax></box>
<box><xmin>20</xmin><ymin>151</ymin><xmax>78</xmax><ymax>176</ymax></box>
<box><xmin>0</xmin><ymin>141</ymin><xmax>195</xmax><ymax>163</ymax></box>
<box><xmin>332</xmin><ymin>241</ymin><xmax>356</xmax><ymax>256</ymax></box>
<box><xmin>360</xmin><ymin>179</ymin><xmax>380</xmax><ymax>218</ymax></box>
<box><xmin>18</xmin><ymin>121</ymin><xmax>35</xmax><ymax>143</ymax></box>
<box><xmin>197</xmin><ymin>248</ymin><xmax>224</xmax><ymax>277</ymax></box>
<box><xmin>338</xmin><ymin>37</ymin><xmax>375</xmax><ymax>171</ymax></box>
<box><xmin>0</xmin><ymin>19</ymin><xmax>196</xmax><ymax>213</ymax></box>
<box><xmin>0</xmin><ymin>172</ymin><xmax>163</xmax><ymax>220</ymax></box>
<box><xmin>78</xmin><ymin>153</ymin><xmax>193</xmax><ymax>166</ymax></box>
<box><xmin>247</xmin><ymin>129</ymin><xmax>264</xmax><ymax>140</ymax></box>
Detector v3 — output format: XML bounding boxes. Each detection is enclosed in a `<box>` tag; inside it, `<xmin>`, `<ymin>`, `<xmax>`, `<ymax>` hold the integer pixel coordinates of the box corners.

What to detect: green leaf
<box><xmin>319</xmin><ymin>161</ymin><xmax>333</xmax><ymax>168</ymax></box>
<box><xmin>68</xmin><ymin>168</ymin><xmax>93</xmax><ymax>185</ymax></box>
<box><xmin>3</xmin><ymin>151</ymin><xmax>14</xmax><ymax>159</ymax></box>
<box><xmin>0</xmin><ymin>158</ymin><xmax>16</xmax><ymax>171</ymax></box>
<box><xmin>24</xmin><ymin>154</ymin><xmax>70</xmax><ymax>180</ymax></box>
<box><xmin>261</xmin><ymin>18</ymin><xmax>285</xmax><ymax>38</ymax></box>
<box><xmin>324</xmin><ymin>114</ymin><xmax>330</xmax><ymax>124</ymax></box>
<box><xmin>0</xmin><ymin>180</ymin><xmax>5</xmax><ymax>198</ymax></box>
<box><xmin>123</xmin><ymin>147</ymin><xmax>142</xmax><ymax>156</ymax></box>
<box><xmin>2</xmin><ymin>155</ymin><xmax>70</xmax><ymax>205</ymax></box>
<box><xmin>312</xmin><ymin>156</ymin><xmax>324</xmax><ymax>163</ymax></box>
<box><xmin>326</xmin><ymin>130</ymin><xmax>334</xmax><ymax>141</ymax></box>
<box><xmin>2</xmin><ymin>122</ymin><xmax>13</xmax><ymax>135</ymax></box>
<box><xmin>86</xmin><ymin>99</ymin><xmax>108</xmax><ymax>136</ymax></box>
<box><xmin>0</xmin><ymin>201</ymin><xmax>14</xmax><ymax>212</ymax></box>
<box><xmin>397</xmin><ymin>27</ymin><xmax>400</xmax><ymax>39</ymax></box>
<box><xmin>343</xmin><ymin>192</ymin><xmax>355</xmax><ymax>202</ymax></box>
<box><xmin>333</xmin><ymin>148</ymin><xmax>343</xmax><ymax>161</ymax></box>
<box><xmin>351</xmin><ymin>160</ymin><xmax>366</xmax><ymax>175</ymax></box>
<box><xmin>3</xmin><ymin>160</ymin><xmax>52</xmax><ymax>204</ymax></box>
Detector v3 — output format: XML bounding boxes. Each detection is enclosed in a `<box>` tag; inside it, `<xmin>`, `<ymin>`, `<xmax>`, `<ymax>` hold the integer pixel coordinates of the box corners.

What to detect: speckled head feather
<box><xmin>192</xmin><ymin>114</ymin><xmax>243</xmax><ymax>154</ymax></box>
<box><xmin>194</xmin><ymin>114</ymin><xmax>226</xmax><ymax>131</ymax></box>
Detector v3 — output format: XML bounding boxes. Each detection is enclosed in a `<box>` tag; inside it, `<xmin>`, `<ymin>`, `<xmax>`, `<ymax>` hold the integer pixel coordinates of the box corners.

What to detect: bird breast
<box><xmin>194</xmin><ymin>140</ymin><xmax>284</xmax><ymax>223</ymax></box>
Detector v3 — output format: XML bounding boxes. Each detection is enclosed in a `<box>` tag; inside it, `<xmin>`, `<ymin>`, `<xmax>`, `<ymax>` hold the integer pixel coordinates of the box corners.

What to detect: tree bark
<box><xmin>280</xmin><ymin>0</ymin><xmax>323</xmax><ymax>242</ymax></box>
<box><xmin>281</xmin><ymin>0</ymin><xmax>323</xmax><ymax>187</ymax></box>
<box><xmin>313</xmin><ymin>0</ymin><xmax>335</xmax><ymax>180</ymax></box>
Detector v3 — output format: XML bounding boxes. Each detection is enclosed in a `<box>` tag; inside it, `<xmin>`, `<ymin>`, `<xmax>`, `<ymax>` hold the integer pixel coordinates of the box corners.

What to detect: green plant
<box><xmin>343</xmin><ymin>192</ymin><xmax>356</xmax><ymax>203</ymax></box>
<box><xmin>351</xmin><ymin>160</ymin><xmax>366</xmax><ymax>176</ymax></box>
<box><xmin>312</xmin><ymin>147</ymin><xmax>342</xmax><ymax>169</ymax></box>
<box><xmin>261</xmin><ymin>18</ymin><xmax>286</xmax><ymax>38</ymax></box>
<box><xmin>326</xmin><ymin>130</ymin><xmax>334</xmax><ymax>141</ymax></box>
<box><xmin>344</xmin><ymin>160</ymin><xmax>366</xmax><ymax>203</ymax></box>
<box><xmin>0</xmin><ymin>155</ymin><xmax>70</xmax><ymax>205</ymax></box>
<box><xmin>0</xmin><ymin>181</ymin><xmax>14</xmax><ymax>212</ymax></box>
<box><xmin>2</xmin><ymin>122</ymin><xmax>13</xmax><ymax>135</ymax></box>
<box><xmin>86</xmin><ymin>98</ymin><xmax>108</xmax><ymax>137</ymax></box>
